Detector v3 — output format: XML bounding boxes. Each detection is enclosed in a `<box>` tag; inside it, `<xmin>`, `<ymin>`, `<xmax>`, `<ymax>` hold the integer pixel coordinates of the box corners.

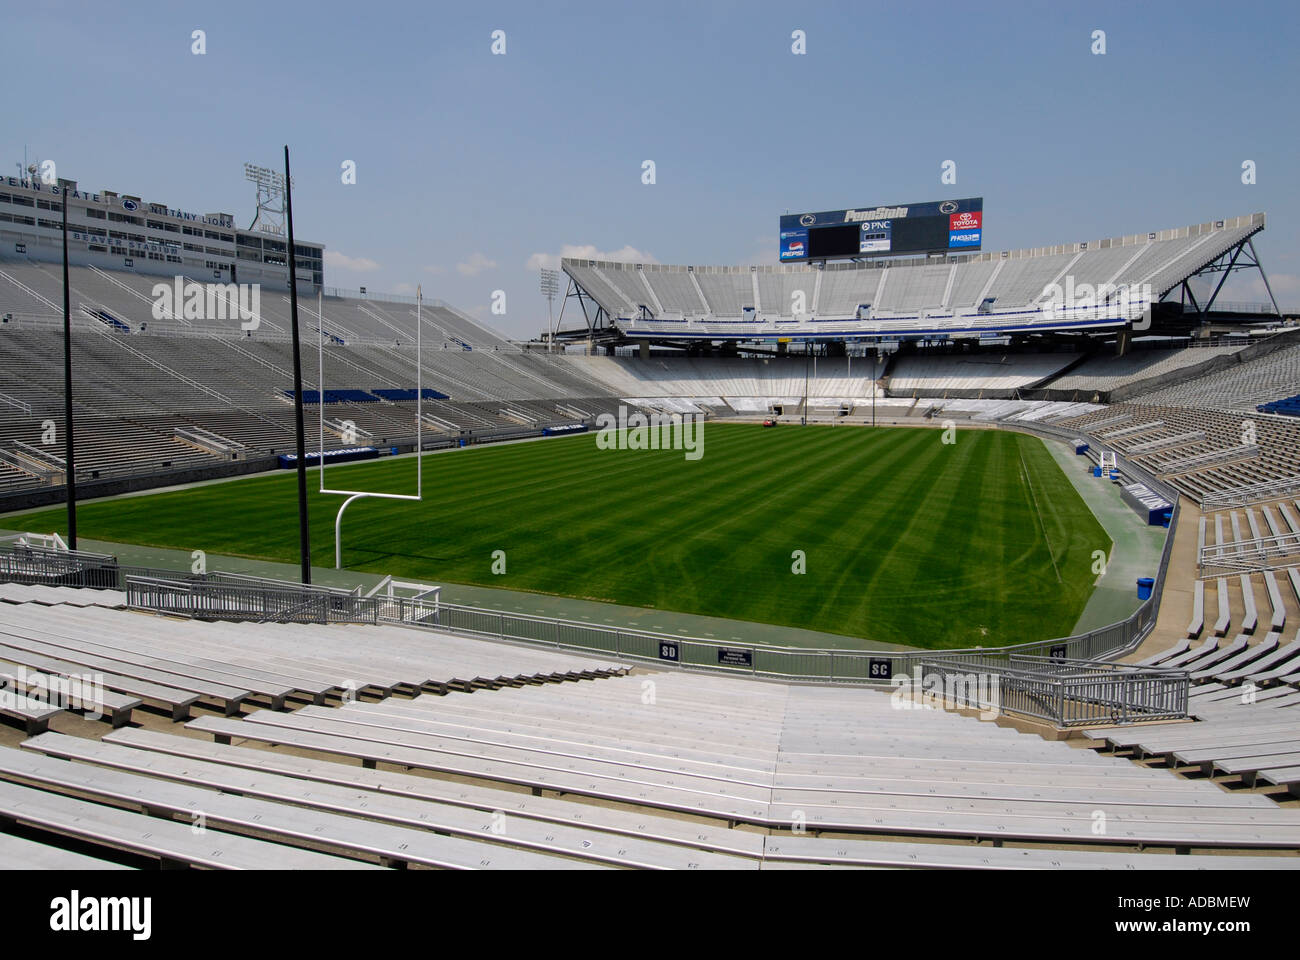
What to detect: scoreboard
<box><xmin>780</xmin><ymin>198</ymin><xmax>983</xmax><ymax>263</ymax></box>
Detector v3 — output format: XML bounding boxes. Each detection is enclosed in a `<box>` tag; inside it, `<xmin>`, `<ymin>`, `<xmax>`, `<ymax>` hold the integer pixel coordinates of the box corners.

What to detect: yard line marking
<box><xmin>1019</xmin><ymin>445</ymin><xmax>1063</xmax><ymax>584</ymax></box>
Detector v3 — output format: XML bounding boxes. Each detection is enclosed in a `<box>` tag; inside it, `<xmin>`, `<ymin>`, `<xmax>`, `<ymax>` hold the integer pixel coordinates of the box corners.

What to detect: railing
<box><xmin>915</xmin><ymin>654</ymin><xmax>1188</xmax><ymax>726</ymax></box>
<box><xmin>0</xmin><ymin>542</ymin><xmax>120</xmax><ymax>589</ymax></box>
<box><xmin>1201</xmin><ymin>474</ymin><xmax>1300</xmax><ymax>510</ymax></box>
<box><xmin>124</xmin><ymin>575</ymin><xmax>379</xmax><ymax>624</ymax></box>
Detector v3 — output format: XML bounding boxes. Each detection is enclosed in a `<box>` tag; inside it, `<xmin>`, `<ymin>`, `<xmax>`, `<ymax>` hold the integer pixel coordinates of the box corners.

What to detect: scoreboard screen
<box><xmin>780</xmin><ymin>198</ymin><xmax>983</xmax><ymax>263</ymax></box>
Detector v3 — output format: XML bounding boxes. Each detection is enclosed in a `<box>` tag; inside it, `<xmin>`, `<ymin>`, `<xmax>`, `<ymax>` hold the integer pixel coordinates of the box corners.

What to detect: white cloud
<box><xmin>324</xmin><ymin>250</ymin><xmax>381</xmax><ymax>273</ymax></box>
<box><xmin>423</xmin><ymin>264</ymin><xmax>446</xmax><ymax>275</ymax></box>
<box><xmin>526</xmin><ymin>244</ymin><xmax>657</xmax><ymax>272</ymax></box>
<box><xmin>392</xmin><ymin>282</ymin><xmax>416</xmax><ymax>295</ymax></box>
<box><xmin>456</xmin><ymin>252</ymin><xmax>498</xmax><ymax>276</ymax></box>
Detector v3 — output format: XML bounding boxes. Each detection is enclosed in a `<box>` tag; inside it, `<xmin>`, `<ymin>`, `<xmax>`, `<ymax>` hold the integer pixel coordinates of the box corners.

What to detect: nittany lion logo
<box><xmin>799</xmin><ymin>214</ymin><xmax>815</xmax><ymax>226</ymax></box>
<box><xmin>939</xmin><ymin>200</ymin><xmax>958</xmax><ymax>214</ymax></box>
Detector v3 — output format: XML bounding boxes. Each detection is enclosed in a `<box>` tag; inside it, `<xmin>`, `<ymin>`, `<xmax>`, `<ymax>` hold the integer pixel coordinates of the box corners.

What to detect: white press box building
<box><xmin>0</xmin><ymin>170</ymin><xmax>323</xmax><ymax>292</ymax></box>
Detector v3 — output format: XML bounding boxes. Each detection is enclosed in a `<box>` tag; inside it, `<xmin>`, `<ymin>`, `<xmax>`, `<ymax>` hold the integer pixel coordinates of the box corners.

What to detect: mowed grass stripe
<box><xmin>10</xmin><ymin>424</ymin><xmax>1108</xmax><ymax>649</ymax></box>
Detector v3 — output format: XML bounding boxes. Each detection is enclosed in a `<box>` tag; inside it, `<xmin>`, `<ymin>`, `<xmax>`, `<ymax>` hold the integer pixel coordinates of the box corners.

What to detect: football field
<box><xmin>11</xmin><ymin>424</ymin><xmax>1110</xmax><ymax>649</ymax></box>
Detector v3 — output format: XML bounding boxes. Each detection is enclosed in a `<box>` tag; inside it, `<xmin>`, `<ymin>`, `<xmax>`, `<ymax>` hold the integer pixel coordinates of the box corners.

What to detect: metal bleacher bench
<box><xmin>0</xmin><ymin>829</ymin><xmax>134</xmax><ymax>870</ymax></box>
<box><xmin>0</xmin><ymin>692</ymin><xmax>63</xmax><ymax>735</ymax></box>
<box><xmin>23</xmin><ymin>732</ymin><xmax>753</xmax><ymax>870</ymax></box>
<box><xmin>0</xmin><ymin>778</ymin><xmax>376</xmax><ymax>870</ymax></box>
<box><xmin>1</xmin><ymin>660</ymin><xmax>141</xmax><ymax>728</ymax></box>
<box><xmin>0</xmin><ymin>744</ymin><xmax>603</xmax><ymax>870</ymax></box>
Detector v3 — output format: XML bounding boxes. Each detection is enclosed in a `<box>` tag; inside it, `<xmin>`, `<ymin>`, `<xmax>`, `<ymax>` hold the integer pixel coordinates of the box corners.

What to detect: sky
<box><xmin>4</xmin><ymin>0</ymin><xmax>1298</xmax><ymax>337</ymax></box>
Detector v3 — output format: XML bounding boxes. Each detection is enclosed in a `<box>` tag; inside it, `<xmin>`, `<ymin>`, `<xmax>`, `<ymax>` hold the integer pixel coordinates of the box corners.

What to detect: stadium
<box><xmin>1</xmin><ymin>4</ymin><xmax>1299</xmax><ymax>909</ymax></box>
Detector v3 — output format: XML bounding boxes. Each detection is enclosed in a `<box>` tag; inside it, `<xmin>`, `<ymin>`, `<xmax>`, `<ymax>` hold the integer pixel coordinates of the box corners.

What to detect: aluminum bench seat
<box><xmin>23</xmin><ymin>733</ymin><xmax>752</xmax><ymax>870</ymax></box>
<box><xmin>346</xmin><ymin>692</ymin><xmax>790</xmax><ymax>744</ymax></box>
<box><xmin>1174</xmin><ymin>740</ymin><xmax>1300</xmax><ymax>772</ymax></box>
<box><xmin>7</xmin><ymin>608</ymin><xmax>298</xmax><ymax>708</ymax></box>
<box><xmin>0</xmin><ymin>830</ymin><xmax>134</xmax><ymax>870</ymax></box>
<box><xmin>1239</xmin><ymin>574</ymin><xmax>1259</xmax><ymax>635</ymax></box>
<box><xmin>1191</xmin><ymin>633</ymin><xmax>1279</xmax><ymax>681</ymax></box>
<box><xmin>763</xmin><ymin>799</ymin><xmax>1300</xmax><ymax>848</ymax></box>
<box><xmin>0</xmin><ymin>621</ymin><xmax>250</xmax><ymax>714</ymax></box>
<box><xmin>1124</xmin><ymin>725</ymin><xmax>1300</xmax><ymax>760</ymax></box>
<box><xmin>762</xmin><ymin>834</ymin><xmax>1300</xmax><ymax>870</ymax></box>
<box><xmin>1213</xmin><ymin>751</ymin><xmax>1300</xmax><ymax>786</ymax></box>
<box><xmin>766</xmin><ymin>787</ymin><xmax>1293</xmax><ymax>826</ymax></box>
<box><xmin>0</xmin><ymin>745</ymin><xmax>601</xmax><ymax>870</ymax></box>
<box><xmin>1244</xmin><ymin>662</ymin><xmax>1300</xmax><ymax>685</ymax></box>
<box><xmin>1264</xmin><ymin>571</ymin><xmax>1287</xmax><ymax>632</ymax></box>
<box><xmin>774</xmin><ymin>754</ymin><xmax>1201</xmax><ymax>784</ymax></box>
<box><xmin>1158</xmin><ymin>636</ymin><xmax>1221</xmax><ymax>670</ymax></box>
<box><xmin>1212</xmin><ymin>578</ymin><xmax>1231</xmax><ymax>636</ymax></box>
<box><xmin>1258</xmin><ymin>766</ymin><xmax>1300</xmax><ymax>791</ymax></box>
<box><xmin>332</xmin><ymin>702</ymin><xmax>781</xmax><ymax>774</ymax></box>
<box><xmin>770</xmin><ymin>769</ymin><xmax>1259</xmax><ymax>806</ymax></box>
<box><xmin>398</xmin><ymin>701</ymin><xmax>1031</xmax><ymax>754</ymax></box>
<box><xmin>0</xmin><ymin>638</ymin><xmax>200</xmax><ymax>720</ymax></box>
<box><xmin>0</xmin><ymin>659</ymin><xmax>141</xmax><ymax>728</ymax></box>
<box><xmin>1189</xmin><ymin>684</ymin><xmax>1296</xmax><ymax>706</ymax></box>
<box><xmin>0</xmin><ymin>778</ymin><xmax>378</xmax><ymax>870</ymax></box>
<box><xmin>288</xmin><ymin>623</ymin><xmax>628</xmax><ymax>678</ymax></box>
<box><xmin>303</xmin><ymin>703</ymin><xmax>782</xmax><ymax>784</ymax></box>
<box><xmin>104</xmin><ymin>727</ymin><xmax>768</xmax><ymax>858</ymax></box>
<box><xmin>1180</xmin><ymin>634</ymin><xmax>1247</xmax><ymax>671</ymax></box>
<box><xmin>1084</xmin><ymin>718</ymin><xmax>1294</xmax><ymax>751</ymax></box>
<box><xmin>239</xmin><ymin>709</ymin><xmax>779</xmax><ymax>799</ymax></box>
<box><xmin>1136</xmin><ymin>634</ymin><xmax>1191</xmax><ymax>667</ymax></box>
<box><xmin>0</xmin><ymin>692</ymin><xmax>65</xmax><ymax>735</ymax></box>
<box><xmin>65</xmin><ymin>608</ymin><xmax>343</xmax><ymax>703</ymax></box>
<box><xmin>0</xmin><ymin>583</ymin><xmax>126</xmax><ymax>608</ymax></box>
<box><xmin>94</xmin><ymin>611</ymin><xmax>581</xmax><ymax>693</ymax></box>
<box><xmin>1217</xmin><ymin>632</ymin><xmax>1300</xmax><ymax>684</ymax></box>
<box><xmin>176</xmin><ymin>715</ymin><xmax>1300</xmax><ymax>848</ymax></box>
<box><xmin>186</xmin><ymin>715</ymin><xmax>774</xmax><ymax>821</ymax></box>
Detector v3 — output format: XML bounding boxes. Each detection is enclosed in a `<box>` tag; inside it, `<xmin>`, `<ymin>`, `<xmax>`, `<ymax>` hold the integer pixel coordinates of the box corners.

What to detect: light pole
<box><xmin>282</xmin><ymin>147</ymin><xmax>311</xmax><ymax>584</ymax></box>
<box><xmin>58</xmin><ymin>178</ymin><xmax>77</xmax><ymax>548</ymax></box>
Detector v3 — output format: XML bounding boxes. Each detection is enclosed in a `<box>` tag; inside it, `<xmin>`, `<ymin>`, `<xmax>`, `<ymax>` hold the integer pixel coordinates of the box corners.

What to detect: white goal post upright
<box><xmin>318</xmin><ymin>285</ymin><xmax>424</xmax><ymax>567</ymax></box>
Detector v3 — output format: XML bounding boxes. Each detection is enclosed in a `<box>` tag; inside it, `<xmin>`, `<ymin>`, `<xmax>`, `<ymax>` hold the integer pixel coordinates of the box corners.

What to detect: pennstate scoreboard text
<box><xmin>779</xmin><ymin>198</ymin><xmax>983</xmax><ymax>262</ymax></box>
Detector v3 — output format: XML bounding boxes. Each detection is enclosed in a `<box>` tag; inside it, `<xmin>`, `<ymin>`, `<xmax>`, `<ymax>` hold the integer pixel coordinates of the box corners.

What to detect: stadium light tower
<box><xmin>244</xmin><ymin>162</ymin><xmax>288</xmax><ymax>236</ymax></box>
<box><xmin>540</xmin><ymin>268</ymin><xmax>561</xmax><ymax>350</ymax></box>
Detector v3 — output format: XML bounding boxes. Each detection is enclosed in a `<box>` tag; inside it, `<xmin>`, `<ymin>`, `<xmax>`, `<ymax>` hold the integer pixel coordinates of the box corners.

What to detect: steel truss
<box><xmin>1167</xmin><ymin>234</ymin><xmax>1283</xmax><ymax>322</ymax></box>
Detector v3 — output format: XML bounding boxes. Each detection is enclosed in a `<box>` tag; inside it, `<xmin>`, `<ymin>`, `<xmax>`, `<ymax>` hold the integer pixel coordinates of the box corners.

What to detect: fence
<box><xmin>0</xmin><ymin>542</ymin><xmax>121</xmax><ymax>589</ymax></box>
<box><xmin>915</xmin><ymin>654</ymin><xmax>1189</xmax><ymax>727</ymax></box>
<box><xmin>124</xmin><ymin>575</ymin><xmax>380</xmax><ymax>625</ymax></box>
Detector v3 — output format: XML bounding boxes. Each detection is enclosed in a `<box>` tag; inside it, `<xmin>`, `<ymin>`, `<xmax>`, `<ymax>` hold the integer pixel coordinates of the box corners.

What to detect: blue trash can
<box><xmin>390</xmin><ymin>446</ymin><xmax>399</xmax><ymax>456</ymax></box>
<box><xmin>1136</xmin><ymin>577</ymin><xmax>1154</xmax><ymax>600</ymax></box>
<box><xmin>1092</xmin><ymin>466</ymin><xmax>1102</xmax><ymax>477</ymax></box>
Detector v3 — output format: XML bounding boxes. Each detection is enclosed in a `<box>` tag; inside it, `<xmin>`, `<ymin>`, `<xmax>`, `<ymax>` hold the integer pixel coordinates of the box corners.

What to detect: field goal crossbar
<box><xmin>317</xmin><ymin>287</ymin><xmax>424</xmax><ymax>568</ymax></box>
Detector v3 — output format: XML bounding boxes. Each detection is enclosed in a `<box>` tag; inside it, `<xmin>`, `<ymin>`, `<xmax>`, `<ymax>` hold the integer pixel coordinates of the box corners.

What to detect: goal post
<box><xmin>317</xmin><ymin>285</ymin><xmax>425</xmax><ymax>567</ymax></box>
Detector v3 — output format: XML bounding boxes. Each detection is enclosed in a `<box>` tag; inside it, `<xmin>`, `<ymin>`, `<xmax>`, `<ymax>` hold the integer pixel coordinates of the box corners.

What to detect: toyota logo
<box><xmin>799</xmin><ymin>214</ymin><xmax>815</xmax><ymax>226</ymax></box>
<box><xmin>939</xmin><ymin>201</ymin><xmax>958</xmax><ymax>214</ymax></box>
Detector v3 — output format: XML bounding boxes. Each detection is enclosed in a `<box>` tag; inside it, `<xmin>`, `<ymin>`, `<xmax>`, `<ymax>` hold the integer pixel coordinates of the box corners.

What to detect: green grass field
<box><xmin>11</xmin><ymin>424</ymin><xmax>1110</xmax><ymax>649</ymax></box>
